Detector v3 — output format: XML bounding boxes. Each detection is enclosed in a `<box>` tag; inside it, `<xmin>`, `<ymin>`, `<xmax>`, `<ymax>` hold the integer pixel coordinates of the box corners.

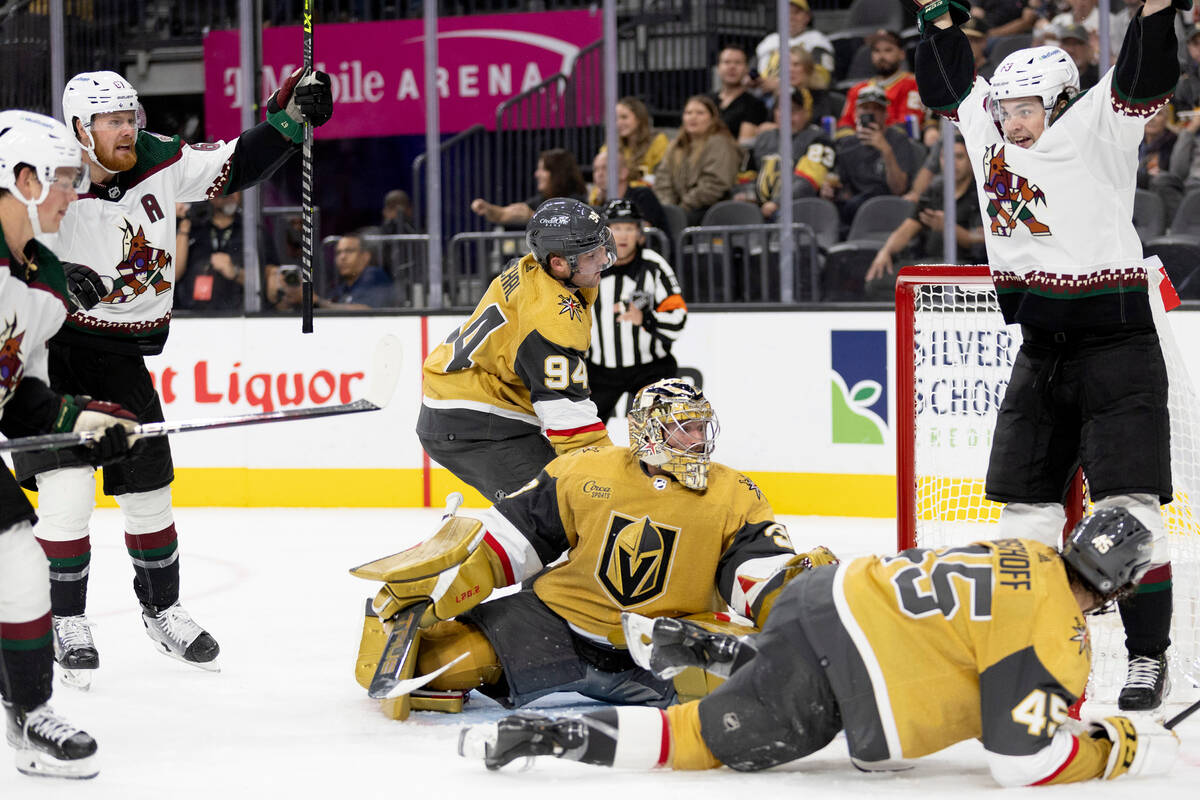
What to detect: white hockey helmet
<box><xmin>62</xmin><ymin>70</ymin><xmax>139</xmax><ymax>175</ymax></box>
<box><xmin>0</xmin><ymin>109</ymin><xmax>86</xmax><ymax>236</ymax></box>
<box><xmin>989</xmin><ymin>46</ymin><xmax>1079</xmax><ymax>131</ymax></box>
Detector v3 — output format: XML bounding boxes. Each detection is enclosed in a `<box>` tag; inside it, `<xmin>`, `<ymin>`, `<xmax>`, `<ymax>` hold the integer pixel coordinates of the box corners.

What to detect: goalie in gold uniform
<box><xmin>463</xmin><ymin>508</ymin><xmax>1182</xmax><ymax>785</ymax></box>
<box><xmin>417</xmin><ymin>198</ymin><xmax>616</xmax><ymax>503</ymax></box>
<box><xmin>354</xmin><ymin>379</ymin><xmax>836</xmax><ymax>716</ymax></box>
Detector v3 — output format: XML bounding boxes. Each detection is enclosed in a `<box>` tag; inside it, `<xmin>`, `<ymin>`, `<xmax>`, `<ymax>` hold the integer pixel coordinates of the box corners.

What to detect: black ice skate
<box><xmin>458</xmin><ymin>712</ymin><xmax>585</xmax><ymax>770</ymax></box>
<box><xmin>1118</xmin><ymin>652</ymin><xmax>1169</xmax><ymax>711</ymax></box>
<box><xmin>3</xmin><ymin>702</ymin><xmax>98</xmax><ymax>779</ymax></box>
<box><xmin>52</xmin><ymin>615</ymin><xmax>99</xmax><ymax>691</ymax></box>
<box><xmin>141</xmin><ymin>601</ymin><xmax>220</xmax><ymax>671</ymax></box>
<box><xmin>623</xmin><ymin>612</ymin><xmax>757</xmax><ymax>679</ymax></box>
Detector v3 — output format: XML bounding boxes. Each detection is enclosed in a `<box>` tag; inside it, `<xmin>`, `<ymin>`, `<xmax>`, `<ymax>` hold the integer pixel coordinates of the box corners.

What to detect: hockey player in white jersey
<box><xmin>0</xmin><ymin>109</ymin><xmax>141</xmax><ymax>778</ymax></box>
<box><xmin>10</xmin><ymin>68</ymin><xmax>334</xmax><ymax>687</ymax></box>
<box><xmin>910</xmin><ymin>0</ymin><xmax>1186</xmax><ymax>709</ymax></box>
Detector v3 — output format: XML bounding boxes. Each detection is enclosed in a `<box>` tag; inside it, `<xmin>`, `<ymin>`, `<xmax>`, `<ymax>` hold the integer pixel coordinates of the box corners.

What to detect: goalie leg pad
<box><xmin>416</xmin><ymin>619</ymin><xmax>502</xmax><ymax>692</ymax></box>
<box><xmin>355</xmin><ymin>598</ymin><xmax>388</xmax><ymax>690</ymax></box>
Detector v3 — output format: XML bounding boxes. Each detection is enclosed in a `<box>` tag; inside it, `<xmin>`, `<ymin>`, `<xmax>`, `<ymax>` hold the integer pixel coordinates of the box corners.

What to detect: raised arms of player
<box><xmin>1111</xmin><ymin>4</ymin><xmax>1179</xmax><ymax>118</ymax></box>
<box><xmin>514</xmin><ymin>329</ymin><xmax>612</xmax><ymax>453</ymax></box>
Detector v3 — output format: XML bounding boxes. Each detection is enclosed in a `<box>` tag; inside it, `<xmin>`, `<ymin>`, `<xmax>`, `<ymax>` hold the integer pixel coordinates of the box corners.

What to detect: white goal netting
<box><xmin>897</xmin><ymin>265</ymin><xmax>1200</xmax><ymax>705</ymax></box>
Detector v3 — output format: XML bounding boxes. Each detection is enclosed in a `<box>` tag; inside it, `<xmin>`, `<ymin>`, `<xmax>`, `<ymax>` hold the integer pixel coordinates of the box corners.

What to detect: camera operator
<box><xmin>264</xmin><ymin>264</ymin><xmax>306</xmax><ymax>312</ymax></box>
<box><xmin>175</xmin><ymin>193</ymin><xmax>258</xmax><ymax>312</ymax></box>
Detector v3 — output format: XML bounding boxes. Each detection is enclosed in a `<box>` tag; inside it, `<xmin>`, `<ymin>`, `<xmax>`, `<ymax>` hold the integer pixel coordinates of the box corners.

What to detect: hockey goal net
<box><xmin>895</xmin><ymin>264</ymin><xmax>1200</xmax><ymax>705</ymax></box>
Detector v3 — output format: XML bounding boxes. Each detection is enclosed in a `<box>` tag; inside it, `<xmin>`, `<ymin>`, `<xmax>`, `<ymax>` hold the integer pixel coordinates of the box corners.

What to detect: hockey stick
<box><xmin>300</xmin><ymin>0</ymin><xmax>315</xmax><ymax>334</ymax></box>
<box><xmin>367</xmin><ymin>600</ymin><xmax>428</xmax><ymax>700</ymax></box>
<box><xmin>1165</xmin><ymin>696</ymin><xmax>1200</xmax><ymax>730</ymax></box>
<box><xmin>0</xmin><ymin>335</ymin><xmax>401</xmax><ymax>454</ymax></box>
<box><xmin>380</xmin><ymin>653</ymin><xmax>468</xmax><ymax>700</ymax></box>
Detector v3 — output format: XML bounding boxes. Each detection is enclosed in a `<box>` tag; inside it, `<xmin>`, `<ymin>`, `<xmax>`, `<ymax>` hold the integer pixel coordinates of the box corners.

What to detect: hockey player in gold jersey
<box><xmin>417</xmin><ymin>199</ymin><xmax>617</xmax><ymax>503</ymax></box>
<box><xmin>463</xmin><ymin>508</ymin><xmax>1182</xmax><ymax>786</ymax></box>
<box><xmin>356</xmin><ymin>379</ymin><xmax>836</xmax><ymax>716</ymax></box>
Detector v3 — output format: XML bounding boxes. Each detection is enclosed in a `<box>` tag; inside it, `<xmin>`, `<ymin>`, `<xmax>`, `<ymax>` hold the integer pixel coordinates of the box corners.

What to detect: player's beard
<box><xmin>93</xmin><ymin>137</ymin><xmax>137</xmax><ymax>173</ymax></box>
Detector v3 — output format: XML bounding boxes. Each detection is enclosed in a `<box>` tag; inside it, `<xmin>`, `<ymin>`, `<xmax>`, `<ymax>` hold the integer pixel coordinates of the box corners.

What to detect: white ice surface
<box><xmin>2</xmin><ymin>508</ymin><xmax>1197</xmax><ymax>798</ymax></box>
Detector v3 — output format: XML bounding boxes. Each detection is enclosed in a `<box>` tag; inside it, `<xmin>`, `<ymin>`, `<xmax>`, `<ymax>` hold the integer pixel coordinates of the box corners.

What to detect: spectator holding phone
<box><xmin>827</xmin><ymin>85</ymin><xmax>925</xmax><ymax>225</ymax></box>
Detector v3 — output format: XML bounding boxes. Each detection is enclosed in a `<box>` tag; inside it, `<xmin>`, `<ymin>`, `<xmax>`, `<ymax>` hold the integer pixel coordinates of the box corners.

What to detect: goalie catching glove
<box><xmin>266</xmin><ymin>68</ymin><xmax>334</xmax><ymax>143</ymax></box>
<box><xmin>1089</xmin><ymin>715</ymin><xmax>1179</xmax><ymax>780</ymax></box>
<box><xmin>350</xmin><ymin>516</ymin><xmax>511</xmax><ymax>628</ymax></box>
<box><xmin>52</xmin><ymin>394</ymin><xmax>139</xmax><ymax>466</ymax></box>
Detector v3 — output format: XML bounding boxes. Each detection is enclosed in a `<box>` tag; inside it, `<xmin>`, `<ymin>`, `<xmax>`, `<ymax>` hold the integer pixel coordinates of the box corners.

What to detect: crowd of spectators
<box><xmin>172</xmin><ymin>1</ymin><xmax>1200</xmax><ymax>311</ymax></box>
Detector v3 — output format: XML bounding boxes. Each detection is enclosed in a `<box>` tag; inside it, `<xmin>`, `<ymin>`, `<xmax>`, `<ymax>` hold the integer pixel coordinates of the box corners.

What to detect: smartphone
<box><xmin>857</xmin><ymin>112</ymin><xmax>877</xmax><ymax>128</ymax></box>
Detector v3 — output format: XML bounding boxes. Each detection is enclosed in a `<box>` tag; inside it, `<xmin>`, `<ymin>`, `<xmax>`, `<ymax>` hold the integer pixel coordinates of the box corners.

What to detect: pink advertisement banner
<box><xmin>203</xmin><ymin>10</ymin><xmax>601</xmax><ymax>141</ymax></box>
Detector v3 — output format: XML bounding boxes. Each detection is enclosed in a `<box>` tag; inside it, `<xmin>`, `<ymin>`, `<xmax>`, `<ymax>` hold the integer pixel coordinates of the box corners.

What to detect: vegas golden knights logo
<box><xmin>596</xmin><ymin>512</ymin><xmax>678</xmax><ymax>606</ymax></box>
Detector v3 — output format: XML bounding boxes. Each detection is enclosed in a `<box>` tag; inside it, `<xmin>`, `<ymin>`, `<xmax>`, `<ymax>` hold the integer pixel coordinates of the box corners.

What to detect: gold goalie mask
<box><xmin>627</xmin><ymin>378</ymin><xmax>719</xmax><ymax>490</ymax></box>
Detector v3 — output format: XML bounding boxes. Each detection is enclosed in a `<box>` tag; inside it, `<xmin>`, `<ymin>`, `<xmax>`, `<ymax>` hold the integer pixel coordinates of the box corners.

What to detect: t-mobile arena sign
<box><xmin>203</xmin><ymin>10</ymin><xmax>601</xmax><ymax>141</ymax></box>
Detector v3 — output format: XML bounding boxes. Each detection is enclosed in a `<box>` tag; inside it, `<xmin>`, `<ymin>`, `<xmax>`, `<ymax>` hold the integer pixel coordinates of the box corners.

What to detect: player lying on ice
<box><xmin>351</xmin><ymin>378</ymin><xmax>836</xmax><ymax>719</ymax></box>
<box><xmin>459</xmin><ymin>509</ymin><xmax>1181</xmax><ymax>785</ymax></box>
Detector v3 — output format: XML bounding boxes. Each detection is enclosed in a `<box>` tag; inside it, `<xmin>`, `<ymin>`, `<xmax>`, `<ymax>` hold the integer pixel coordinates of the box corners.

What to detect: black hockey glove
<box><xmin>903</xmin><ymin>0</ymin><xmax>972</xmax><ymax>35</ymax></box>
<box><xmin>62</xmin><ymin>262</ymin><xmax>107</xmax><ymax>312</ymax></box>
<box><xmin>52</xmin><ymin>394</ymin><xmax>140</xmax><ymax>467</ymax></box>
<box><xmin>267</xmin><ymin>68</ymin><xmax>334</xmax><ymax>143</ymax></box>
<box><xmin>1172</xmin><ymin>0</ymin><xmax>1193</xmax><ymax>12</ymax></box>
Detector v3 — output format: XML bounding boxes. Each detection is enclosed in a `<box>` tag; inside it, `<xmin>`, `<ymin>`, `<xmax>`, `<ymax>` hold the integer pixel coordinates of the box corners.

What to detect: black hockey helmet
<box><xmin>601</xmin><ymin>198</ymin><xmax>644</xmax><ymax>226</ymax></box>
<box><xmin>1061</xmin><ymin>507</ymin><xmax>1153</xmax><ymax>607</ymax></box>
<box><xmin>526</xmin><ymin>198</ymin><xmax>616</xmax><ymax>279</ymax></box>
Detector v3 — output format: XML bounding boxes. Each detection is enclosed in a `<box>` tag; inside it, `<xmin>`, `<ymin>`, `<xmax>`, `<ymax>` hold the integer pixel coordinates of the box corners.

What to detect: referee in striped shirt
<box><xmin>587</xmin><ymin>199</ymin><xmax>688</xmax><ymax>419</ymax></box>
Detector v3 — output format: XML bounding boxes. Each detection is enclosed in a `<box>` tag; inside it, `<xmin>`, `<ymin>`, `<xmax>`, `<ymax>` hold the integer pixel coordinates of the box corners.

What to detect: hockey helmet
<box><xmin>989</xmin><ymin>46</ymin><xmax>1079</xmax><ymax>133</ymax></box>
<box><xmin>526</xmin><ymin>198</ymin><xmax>616</xmax><ymax>282</ymax></box>
<box><xmin>0</xmin><ymin>109</ymin><xmax>87</xmax><ymax>236</ymax></box>
<box><xmin>62</xmin><ymin>71</ymin><xmax>139</xmax><ymax>174</ymax></box>
<box><xmin>627</xmin><ymin>378</ymin><xmax>720</xmax><ymax>491</ymax></box>
<box><xmin>601</xmin><ymin>198</ymin><xmax>644</xmax><ymax>226</ymax></box>
<box><xmin>1061</xmin><ymin>507</ymin><xmax>1153</xmax><ymax>609</ymax></box>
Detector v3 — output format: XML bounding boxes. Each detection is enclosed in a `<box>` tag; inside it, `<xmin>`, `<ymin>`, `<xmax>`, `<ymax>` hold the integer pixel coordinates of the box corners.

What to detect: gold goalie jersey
<box><xmin>799</xmin><ymin>539</ymin><xmax>1114</xmax><ymax>785</ymax></box>
<box><xmin>418</xmin><ymin>254</ymin><xmax>611</xmax><ymax>453</ymax></box>
<box><xmin>468</xmin><ymin>446</ymin><xmax>798</xmax><ymax>642</ymax></box>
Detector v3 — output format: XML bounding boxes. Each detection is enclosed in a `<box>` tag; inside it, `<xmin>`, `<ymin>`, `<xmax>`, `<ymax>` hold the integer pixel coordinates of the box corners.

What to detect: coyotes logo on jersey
<box><xmin>0</xmin><ymin>316</ymin><xmax>25</xmax><ymax>403</ymax></box>
<box><xmin>982</xmin><ymin>145</ymin><xmax>1050</xmax><ymax>238</ymax></box>
<box><xmin>103</xmin><ymin>220</ymin><xmax>173</xmax><ymax>304</ymax></box>
<box><xmin>597</xmin><ymin>512</ymin><xmax>679</xmax><ymax>606</ymax></box>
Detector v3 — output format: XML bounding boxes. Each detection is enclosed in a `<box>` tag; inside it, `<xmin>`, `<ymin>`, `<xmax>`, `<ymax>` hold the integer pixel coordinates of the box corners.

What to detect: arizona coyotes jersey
<box><xmin>917</xmin><ymin>14</ymin><xmax>1179</xmax><ymax>330</ymax></box>
<box><xmin>797</xmin><ymin>539</ymin><xmax>1112</xmax><ymax>784</ymax></box>
<box><xmin>0</xmin><ymin>231</ymin><xmax>68</xmax><ymax>419</ymax></box>
<box><xmin>467</xmin><ymin>446</ymin><xmax>797</xmax><ymax>642</ymax></box>
<box><xmin>419</xmin><ymin>254</ymin><xmax>611</xmax><ymax>453</ymax></box>
<box><xmin>49</xmin><ymin>130</ymin><xmax>239</xmax><ymax>354</ymax></box>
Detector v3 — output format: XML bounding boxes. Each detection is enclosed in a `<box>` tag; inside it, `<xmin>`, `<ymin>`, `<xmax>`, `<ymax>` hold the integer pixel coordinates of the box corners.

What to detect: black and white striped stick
<box><xmin>300</xmin><ymin>0</ymin><xmax>315</xmax><ymax>333</ymax></box>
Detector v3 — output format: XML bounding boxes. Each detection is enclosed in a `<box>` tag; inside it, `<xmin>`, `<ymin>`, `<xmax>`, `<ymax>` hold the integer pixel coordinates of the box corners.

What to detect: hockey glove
<box><xmin>62</xmin><ymin>262</ymin><xmax>107</xmax><ymax>312</ymax></box>
<box><xmin>1173</xmin><ymin>0</ymin><xmax>1193</xmax><ymax>12</ymax></box>
<box><xmin>1089</xmin><ymin>715</ymin><xmax>1179</xmax><ymax>779</ymax></box>
<box><xmin>52</xmin><ymin>394</ymin><xmax>140</xmax><ymax>467</ymax></box>
<box><xmin>903</xmin><ymin>0</ymin><xmax>972</xmax><ymax>35</ymax></box>
<box><xmin>267</xmin><ymin>68</ymin><xmax>334</xmax><ymax>143</ymax></box>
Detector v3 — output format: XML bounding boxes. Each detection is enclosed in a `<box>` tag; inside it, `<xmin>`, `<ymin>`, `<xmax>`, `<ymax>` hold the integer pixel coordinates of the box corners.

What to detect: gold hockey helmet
<box><xmin>627</xmin><ymin>378</ymin><xmax>719</xmax><ymax>490</ymax></box>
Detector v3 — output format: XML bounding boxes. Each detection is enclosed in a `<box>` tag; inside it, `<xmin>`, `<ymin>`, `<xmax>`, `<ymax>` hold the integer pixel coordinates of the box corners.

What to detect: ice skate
<box><xmin>1118</xmin><ymin>652</ymin><xmax>1169</xmax><ymax>711</ymax></box>
<box><xmin>51</xmin><ymin>615</ymin><xmax>98</xmax><ymax>691</ymax></box>
<box><xmin>458</xmin><ymin>712</ymin><xmax>585</xmax><ymax>771</ymax></box>
<box><xmin>141</xmin><ymin>601</ymin><xmax>220</xmax><ymax>671</ymax></box>
<box><xmin>3</xmin><ymin>702</ymin><xmax>98</xmax><ymax>779</ymax></box>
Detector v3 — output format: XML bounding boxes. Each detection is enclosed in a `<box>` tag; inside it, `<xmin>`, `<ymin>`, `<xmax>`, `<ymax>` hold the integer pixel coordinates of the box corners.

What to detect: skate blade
<box><xmin>13</xmin><ymin>750</ymin><xmax>99</xmax><ymax>780</ymax></box>
<box><xmin>149</xmin><ymin>641</ymin><xmax>221</xmax><ymax>673</ymax></box>
<box><xmin>57</xmin><ymin>667</ymin><xmax>94</xmax><ymax>692</ymax></box>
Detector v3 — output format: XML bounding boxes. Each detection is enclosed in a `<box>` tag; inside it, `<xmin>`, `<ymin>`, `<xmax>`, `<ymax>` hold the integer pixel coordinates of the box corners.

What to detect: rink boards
<box><xmin>14</xmin><ymin>308</ymin><xmax>1200</xmax><ymax>515</ymax></box>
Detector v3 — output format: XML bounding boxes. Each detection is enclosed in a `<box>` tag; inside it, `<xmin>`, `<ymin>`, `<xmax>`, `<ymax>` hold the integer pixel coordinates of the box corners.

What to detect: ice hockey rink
<box><xmin>1</xmin><ymin>507</ymin><xmax>1197</xmax><ymax>798</ymax></box>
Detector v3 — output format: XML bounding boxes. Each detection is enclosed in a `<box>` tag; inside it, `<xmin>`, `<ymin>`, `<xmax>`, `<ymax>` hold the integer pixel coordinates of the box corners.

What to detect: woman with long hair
<box><xmin>470</xmin><ymin>148</ymin><xmax>587</xmax><ymax>227</ymax></box>
<box><xmin>613</xmin><ymin>96</ymin><xmax>669</xmax><ymax>181</ymax></box>
<box><xmin>653</xmin><ymin>95</ymin><xmax>742</xmax><ymax>225</ymax></box>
